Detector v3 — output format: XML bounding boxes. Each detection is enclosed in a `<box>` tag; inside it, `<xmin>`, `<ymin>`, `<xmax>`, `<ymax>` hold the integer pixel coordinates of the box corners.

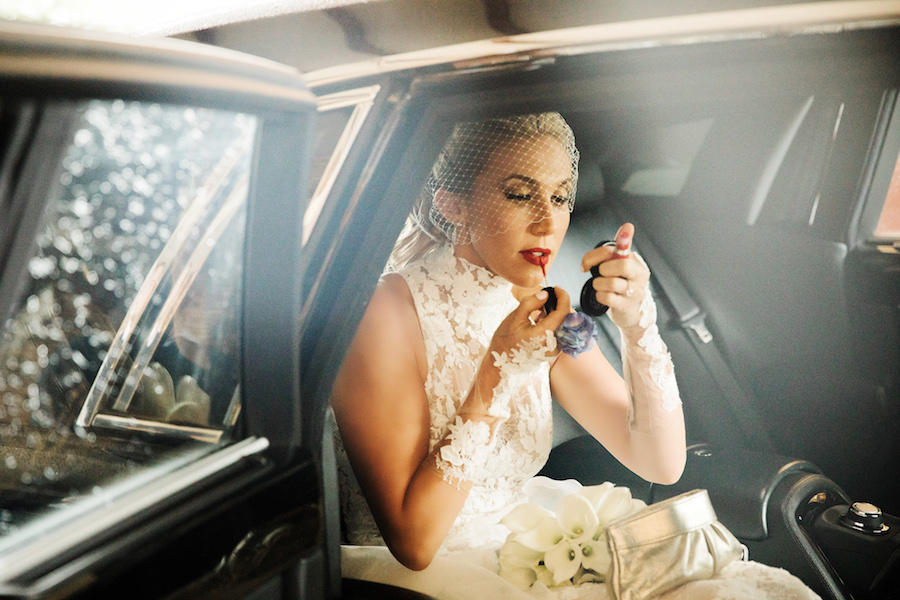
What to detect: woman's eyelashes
<box><xmin>504</xmin><ymin>189</ymin><xmax>532</xmax><ymax>202</ymax></box>
<box><xmin>551</xmin><ymin>193</ymin><xmax>571</xmax><ymax>206</ymax></box>
<box><xmin>501</xmin><ymin>185</ymin><xmax>570</xmax><ymax>207</ymax></box>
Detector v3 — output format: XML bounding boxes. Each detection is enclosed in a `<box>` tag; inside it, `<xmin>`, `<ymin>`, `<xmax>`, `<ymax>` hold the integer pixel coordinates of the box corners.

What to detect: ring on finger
<box><xmin>625</xmin><ymin>284</ymin><xmax>634</xmax><ymax>297</ymax></box>
<box><xmin>528</xmin><ymin>315</ymin><xmax>537</xmax><ymax>326</ymax></box>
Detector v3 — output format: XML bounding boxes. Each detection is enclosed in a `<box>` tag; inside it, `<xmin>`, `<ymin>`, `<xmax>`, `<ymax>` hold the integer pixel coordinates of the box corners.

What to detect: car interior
<box><xmin>298</xmin><ymin>27</ymin><xmax>899</xmax><ymax>600</ymax></box>
<box><xmin>0</xmin><ymin>13</ymin><xmax>898</xmax><ymax>600</ymax></box>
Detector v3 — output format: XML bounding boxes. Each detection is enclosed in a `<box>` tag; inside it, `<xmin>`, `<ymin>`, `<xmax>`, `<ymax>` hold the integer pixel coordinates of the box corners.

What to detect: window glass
<box><xmin>308</xmin><ymin>106</ymin><xmax>354</xmax><ymax>190</ymax></box>
<box><xmin>619</xmin><ymin>118</ymin><xmax>713</xmax><ymax>197</ymax></box>
<box><xmin>587</xmin><ymin>97</ymin><xmax>848</xmax><ymax>229</ymax></box>
<box><xmin>873</xmin><ymin>151</ymin><xmax>900</xmax><ymax>239</ymax></box>
<box><xmin>302</xmin><ymin>86</ymin><xmax>381</xmax><ymax>246</ymax></box>
<box><xmin>302</xmin><ymin>104</ymin><xmax>357</xmax><ymax>245</ymax></box>
<box><xmin>858</xmin><ymin>92</ymin><xmax>900</xmax><ymax>244</ymax></box>
<box><xmin>121</xmin><ymin>214</ymin><xmax>244</xmax><ymax>429</ymax></box>
<box><xmin>0</xmin><ymin>99</ymin><xmax>254</xmax><ymax>538</ymax></box>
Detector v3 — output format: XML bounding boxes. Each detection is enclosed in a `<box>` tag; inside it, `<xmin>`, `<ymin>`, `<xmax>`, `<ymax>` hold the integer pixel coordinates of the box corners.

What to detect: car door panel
<box><xmin>0</xmin><ymin>23</ymin><xmax>323</xmax><ymax>600</ymax></box>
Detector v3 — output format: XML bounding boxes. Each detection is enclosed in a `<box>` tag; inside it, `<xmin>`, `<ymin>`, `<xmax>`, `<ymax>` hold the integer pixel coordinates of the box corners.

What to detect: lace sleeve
<box><xmin>620</xmin><ymin>291</ymin><xmax>682</xmax><ymax>433</ymax></box>
<box><xmin>434</xmin><ymin>330</ymin><xmax>556</xmax><ymax>487</ymax></box>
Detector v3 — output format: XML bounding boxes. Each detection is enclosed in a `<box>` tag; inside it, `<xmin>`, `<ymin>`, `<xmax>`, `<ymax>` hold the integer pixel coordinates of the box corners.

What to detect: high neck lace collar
<box><xmin>422</xmin><ymin>245</ymin><xmax>513</xmax><ymax>307</ymax></box>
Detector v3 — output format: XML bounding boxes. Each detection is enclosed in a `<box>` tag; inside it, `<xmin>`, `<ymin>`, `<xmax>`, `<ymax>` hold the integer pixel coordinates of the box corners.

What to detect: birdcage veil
<box><xmin>389</xmin><ymin>112</ymin><xmax>579</xmax><ymax>271</ymax></box>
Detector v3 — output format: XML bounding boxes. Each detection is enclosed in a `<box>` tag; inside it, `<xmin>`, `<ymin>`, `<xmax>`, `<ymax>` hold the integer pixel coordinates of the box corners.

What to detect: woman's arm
<box><xmin>549</xmin><ymin>224</ymin><xmax>686</xmax><ymax>484</ymax></box>
<box><xmin>550</xmin><ymin>325</ymin><xmax>686</xmax><ymax>485</ymax></box>
<box><xmin>331</xmin><ymin>275</ymin><xmax>565</xmax><ymax>570</ymax></box>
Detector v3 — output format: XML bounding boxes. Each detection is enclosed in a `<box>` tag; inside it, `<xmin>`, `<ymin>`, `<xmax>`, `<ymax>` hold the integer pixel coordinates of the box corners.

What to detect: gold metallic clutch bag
<box><xmin>606</xmin><ymin>489</ymin><xmax>745</xmax><ymax>599</ymax></box>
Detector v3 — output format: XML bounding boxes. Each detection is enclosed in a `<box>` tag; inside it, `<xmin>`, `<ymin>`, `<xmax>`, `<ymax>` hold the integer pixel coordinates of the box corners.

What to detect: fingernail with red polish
<box><xmin>614</xmin><ymin>231</ymin><xmax>632</xmax><ymax>257</ymax></box>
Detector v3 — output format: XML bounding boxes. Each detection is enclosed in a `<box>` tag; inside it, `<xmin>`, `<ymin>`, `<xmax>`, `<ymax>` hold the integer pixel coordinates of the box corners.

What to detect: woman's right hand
<box><xmin>459</xmin><ymin>286</ymin><xmax>572</xmax><ymax>422</ymax></box>
<box><xmin>489</xmin><ymin>286</ymin><xmax>572</xmax><ymax>358</ymax></box>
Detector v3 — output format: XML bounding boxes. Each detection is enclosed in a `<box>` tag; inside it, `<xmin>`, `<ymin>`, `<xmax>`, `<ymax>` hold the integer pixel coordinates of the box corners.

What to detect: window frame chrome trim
<box><xmin>75</xmin><ymin>130</ymin><xmax>252</xmax><ymax>429</ymax></box>
<box><xmin>222</xmin><ymin>385</ymin><xmax>242</xmax><ymax>427</ymax></box>
<box><xmin>0</xmin><ymin>436</ymin><xmax>269</xmax><ymax>583</ymax></box>
<box><xmin>304</xmin><ymin>1</ymin><xmax>900</xmax><ymax>88</ymax></box>
<box><xmin>297</xmin><ymin>89</ymin><xmax>413</xmax><ymax>329</ymax></box>
<box><xmin>91</xmin><ymin>414</ymin><xmax>224</xmax><ymax>443</ymax></box>
<box><xmin>302</xmin><ymin>84</ymin><xmax>381</xmax><ymax>246</ymax></box>
<box><xmin>110</xmin><ymin>174</ymin><xmax>248</xmax><ymax>413</ymax></box>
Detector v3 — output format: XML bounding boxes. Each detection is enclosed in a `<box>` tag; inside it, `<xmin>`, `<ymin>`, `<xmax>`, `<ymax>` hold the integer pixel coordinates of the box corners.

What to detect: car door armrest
<box><xmin>652</xmin><ymin>443</ymin><xmax>821</xmax><ymax>540</ymax></box>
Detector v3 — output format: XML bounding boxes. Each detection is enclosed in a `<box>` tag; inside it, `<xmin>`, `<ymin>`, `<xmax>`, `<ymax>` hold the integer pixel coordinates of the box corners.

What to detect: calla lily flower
<box><xmin>498</xmin><ymin>480</ymin><xmax>651</xmax><ymax>590</ymax></box>
<box><xmin>499</xmin><ymin>565</ymin><xmax>538</xmax><ymax>590</ymax></box>
<box><xmin>523</xmin><ymin>476</ymin><xmax>582</xmax><ymax>512</ymax></box>
<box><xmin>557</xmin><ymin>493</ymin><xmax>598</xmax><ymax>544</ymax></box>
<box><xmin>573</xmin><ymin>566</ymin><xmax>605</xmax><ymax>585</ymax></box>
<box><xmin>579</xmin><ymin>532</ymin><xmax>612</xmax><ymax>574</ymax></box>
<box><xmin>514</xmin><ymin>515</ymin><xmax>565</xmax><ymax>552</ymax></box>
<box><xmin>498</xmin><ymin>538</ymin><xmax>543</xmax><ymax>569</ymax></box>
<box><xmin>534</xmin><ymin>564</ymin><xmax>556</xmax><ymax>588</ymax></box>
<box><xmin>593</xmin><ymin>485</ymin><xmax>635</xmax><ymax>526</ymax></box>
<box><xmin>578</xmin><ymin>481</ymin><xmax>615</xmax><ymax>510</ymax></box>
<box><xmin>629</xmin><ymin>498</ymin><xmax>648</xmax><ymax>515</ymax></box>
<box><xmin>501</xmin><ymin>502</ymin><xmax>555</xmax><ymax>534</ymax></box>
<box><xmin>497</xmin><ymin>538</ymin><xmax>543</xmax><ymax>590</ymax></box>
<box><xmin>544</xmin><ymin>538</ymin><xmax>582</xmax><ymax>585</ymax></box>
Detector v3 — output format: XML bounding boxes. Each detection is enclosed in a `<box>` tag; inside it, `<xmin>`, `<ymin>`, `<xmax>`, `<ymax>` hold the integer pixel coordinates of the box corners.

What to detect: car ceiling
<box><xmin>1</xmin><ymin>0</ymin><xmax>831</xmax><ymax>73</ymax></box>
<box><xmin>182</xmin><ymin>0</ymin><xmax>877</xmax><ymax>73</ymax></box>
<box><xmin>0</xmin><ymin>1</ymin><xmax>881</xmax><ymax>72</ymax></box>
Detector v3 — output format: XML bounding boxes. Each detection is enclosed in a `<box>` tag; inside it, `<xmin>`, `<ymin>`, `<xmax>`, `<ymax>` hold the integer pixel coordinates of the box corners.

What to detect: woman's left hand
<box><xmin>580</xmin><ymin>222</ymin><xmax>650</xmax><ymax>331</ymax></box>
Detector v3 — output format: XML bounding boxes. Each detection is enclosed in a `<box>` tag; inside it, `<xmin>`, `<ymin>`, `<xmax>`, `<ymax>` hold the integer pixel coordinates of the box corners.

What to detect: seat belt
<box><xmin>611</xmin><ymin>210</ymin><xmax>776</xmax><ymax>452</ymax></box>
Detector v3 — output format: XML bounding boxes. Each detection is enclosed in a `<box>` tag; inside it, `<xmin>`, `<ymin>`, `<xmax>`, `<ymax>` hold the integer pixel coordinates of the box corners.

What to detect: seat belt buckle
<box><xmin>684</xmin><ymin>314</ymin><xmax>713</xmax><ymax>344</ymax></box>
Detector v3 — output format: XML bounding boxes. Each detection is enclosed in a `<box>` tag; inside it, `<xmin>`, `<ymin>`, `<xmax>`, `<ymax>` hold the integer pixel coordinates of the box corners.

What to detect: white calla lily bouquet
<box><xmin>498</xmin><ymin>478</ymin><xmax>647</xmax><ymax>590</ymax></box>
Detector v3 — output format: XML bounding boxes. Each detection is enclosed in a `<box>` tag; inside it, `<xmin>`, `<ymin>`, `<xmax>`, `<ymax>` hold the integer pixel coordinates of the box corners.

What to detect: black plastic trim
<box><xmin>0</xmin><ymin>103</ymin><xmax>75</xmax><ymax>331</ymax></box>
<box><xmin>6</xmin><ymin>447</ymin><xmax>277</xmax><ymax>594</ymax></box>
<box><xmin>242</xmin><ymin>112</ymin><xmax>315</xmax><ymax>464</ymax></box>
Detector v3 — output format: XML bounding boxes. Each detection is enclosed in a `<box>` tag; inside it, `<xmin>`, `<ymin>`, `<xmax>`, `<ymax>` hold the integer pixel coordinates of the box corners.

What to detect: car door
<box><xmin>295</xmin><ymin>15</ymin><xmax>899</xmax><ymax>599</ymax></box>
<box><xmin>0</xmin><ymin>22</ymin><xmax>331</xmax><ymax>600</ymax></box>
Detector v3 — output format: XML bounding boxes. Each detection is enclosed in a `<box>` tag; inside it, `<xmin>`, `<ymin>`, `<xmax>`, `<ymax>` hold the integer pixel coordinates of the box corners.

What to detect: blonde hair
<box><xmin>387</xmin><ymin>112</ymin><xmax>578</xmax><ymax>272</ymax></box>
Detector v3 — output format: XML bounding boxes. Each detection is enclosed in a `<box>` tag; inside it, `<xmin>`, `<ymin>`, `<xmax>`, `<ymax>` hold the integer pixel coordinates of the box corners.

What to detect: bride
<box><xmin>330</xmin><ymin>113</ymin><xmax>819</xmax><ymax>599</ymax></box>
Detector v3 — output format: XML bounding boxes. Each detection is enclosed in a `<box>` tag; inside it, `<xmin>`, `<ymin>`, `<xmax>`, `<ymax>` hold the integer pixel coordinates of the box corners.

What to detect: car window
<box><xmin>855</xmin><ymin>91</ymin><xmax>900</xmax><ymax>246</ymax></box>
<box><xmin>583</xmin><ymin>94</ymin><xmax>862</xmax><ymax>234</ymax></box>
<box><xmin>872</xmin><ymin>101</ymin><xmax>900</xmax><ymax>241</ymax></box>
<box><xmin>302</xmin><ymin>85</ymin><xmax>380</xmax><ymax>245</ymax></box>
<box><xmin>308</xmin><ymin>106</ymin><xmax>355</xmax><ymax>190</ymax></box>
<box><xmin>618</xmin><ymin>117</ymin><xmax>714</xmax><ymax>197</ymax></box>
<box><xmin>874</xmin><ymin>152</ymin><xmax>900</xmax><ymax>238</ymax></box>
<box><xmin>0</xmin><ymin>99</ymin><xmax>254</xmax><ymax>539</ymax></box>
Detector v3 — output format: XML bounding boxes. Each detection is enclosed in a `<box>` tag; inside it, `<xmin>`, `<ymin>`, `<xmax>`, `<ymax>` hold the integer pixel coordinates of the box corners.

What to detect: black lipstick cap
<box><xmin>542</xmin><ymin>286</ymin><xmax>557</xmax><ymax>314</ymax></box>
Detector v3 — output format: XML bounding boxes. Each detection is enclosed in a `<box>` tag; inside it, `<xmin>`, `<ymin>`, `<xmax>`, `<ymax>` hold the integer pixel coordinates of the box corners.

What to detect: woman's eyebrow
<box><xmin>502</xmin><ymin>174</ymin><xmax>573</xmax><ymax>187</ymax></box>
<box><xmin>502</xmin><ymin>174</ymin><xmax>538</xmax><ymax>186</ymax></box>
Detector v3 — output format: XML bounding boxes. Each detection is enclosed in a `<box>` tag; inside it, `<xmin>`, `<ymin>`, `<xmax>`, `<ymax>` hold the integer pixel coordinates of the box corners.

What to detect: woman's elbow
<box><xmin>383</xmin><ymin>528</ymin><xmax>440</xmax><ymax>571</ymax></box>
<box><xmin>390</xmin><ymin>543</ymin><xmax>437</xmax><ymax>571</ymax></box>
<box><xmin>650</xmin><ymin>451</ymin><xmax>686</xmax><ymax>485</ymax></box>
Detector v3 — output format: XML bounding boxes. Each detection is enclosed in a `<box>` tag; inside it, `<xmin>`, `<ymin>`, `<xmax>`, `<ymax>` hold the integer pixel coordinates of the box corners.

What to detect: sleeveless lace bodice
<box><xmin>336</xmin><ymin>245</ymin><xmax>554</xmax><ymax>551</ymax></box>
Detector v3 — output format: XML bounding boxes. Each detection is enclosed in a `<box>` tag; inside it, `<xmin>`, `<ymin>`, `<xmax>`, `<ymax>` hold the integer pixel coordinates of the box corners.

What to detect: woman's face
<box><xmin>454</xmin><ymin>134</ymin><xmax>573</xmax><ymax>288</ymax></box>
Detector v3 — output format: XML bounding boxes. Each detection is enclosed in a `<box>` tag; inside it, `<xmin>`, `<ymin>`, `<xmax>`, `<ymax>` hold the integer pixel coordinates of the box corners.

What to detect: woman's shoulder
<box><xmin>356</xmin><ymin>273</ymin><xmax>425</xmax><ymax>373</ymax></box>
<box><xmin>372</xmin><ymin>272</ymin><xmax>416</xmax><ymax>321</ymax></box>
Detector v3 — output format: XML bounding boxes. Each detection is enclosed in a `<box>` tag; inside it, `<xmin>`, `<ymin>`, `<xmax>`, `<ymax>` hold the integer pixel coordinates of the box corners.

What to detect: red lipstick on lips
<box><xmin>520</xmin><ymin>248</ymin><xmax>551</xmax><ymax>276</ymax></box>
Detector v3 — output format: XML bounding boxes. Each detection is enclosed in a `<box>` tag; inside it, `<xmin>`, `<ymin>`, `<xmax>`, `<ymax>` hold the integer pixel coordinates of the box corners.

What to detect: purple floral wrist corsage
<box><xmin>555</xmin><ymin>311</ymin><xmax>596</xmax><ymax>357</ymax></box>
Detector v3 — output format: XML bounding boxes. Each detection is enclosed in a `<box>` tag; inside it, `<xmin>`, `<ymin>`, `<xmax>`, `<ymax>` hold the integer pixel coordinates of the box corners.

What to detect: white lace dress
<box><xmin>337</xmin><ymin>245</ymin><xmax>820</xmax><ymax>600</ymax></box>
